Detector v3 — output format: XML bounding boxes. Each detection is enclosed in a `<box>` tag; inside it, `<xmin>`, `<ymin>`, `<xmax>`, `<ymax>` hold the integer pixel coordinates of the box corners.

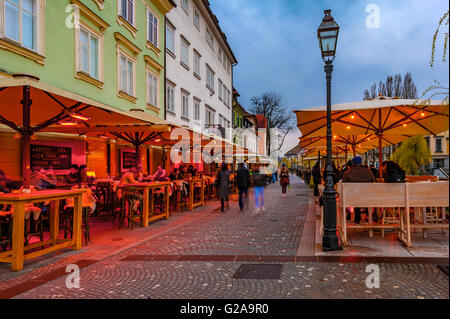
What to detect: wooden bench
<box><xmin>337</xmin><ymin>182</ymin><xmax>449</xmax><ymax>247</ymax></box>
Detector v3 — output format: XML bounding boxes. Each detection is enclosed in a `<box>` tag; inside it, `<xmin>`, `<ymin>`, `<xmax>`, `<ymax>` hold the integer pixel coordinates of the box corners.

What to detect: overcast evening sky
<box><xmin>209</xmin><ymin>0</ymin><xmax>449</xmax><ymax>155</ymax></box>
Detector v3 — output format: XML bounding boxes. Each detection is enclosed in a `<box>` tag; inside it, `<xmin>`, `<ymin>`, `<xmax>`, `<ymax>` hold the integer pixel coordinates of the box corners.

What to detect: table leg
<box><xmin>406</xmin><ymin>206</ymin><xmax>412</xmax><ymax>247</ymax></box>
<box><xmin>72</xmin><ymin>194</ymin><xmax>83</xmax><ymax>250</ymax></box>
<box><xmin>189</xmin><ymin>182</ymin><xmax>194</xmax><ymax>211</ymax></box>
<box><xmin>142</xmin><ymin>188</ymin><xmax>149</xmax><ymax>228</ymax></box>
<box><xmin>149</xmin><ymin>189</ymin><xmax>155</xmax><ymax>217</ymax></box>
<box><xmin>369</xmin><ymin>207</ymin><xmax>373</xmax><ymax>238</ymax></box>
<box><xmin>164</xmin><ymin>186</ymin><xmax>170</xmax><ymax>220</ymax></box>
<box><xmin>49</xmin><ymin>200</ymin><xmax>60</xmax><ymax>246</ymax></box>
<box><xmin>201</xmin><ymin>182</ymin><xmax>205</xmax><ymax>206</ymax></box>
<box><xmin>11</xmin><ymin>202</ymin><xmax>25</xmax><ymax>272</ymax></box>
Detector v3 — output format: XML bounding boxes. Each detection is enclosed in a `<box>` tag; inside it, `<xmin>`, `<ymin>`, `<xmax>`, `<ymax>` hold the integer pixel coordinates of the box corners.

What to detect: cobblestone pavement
<box><xmin>4</xmin><ymin>177</ymin><xmax>449</xmax><ymax>299</ymax></box>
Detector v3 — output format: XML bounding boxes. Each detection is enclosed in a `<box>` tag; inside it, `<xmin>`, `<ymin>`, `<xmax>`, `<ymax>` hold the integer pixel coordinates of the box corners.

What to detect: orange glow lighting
<box><xmin>70</xmin><ymin>113</ymin><xmax>91</xmax><ymax>121</ymax></box>
<box><xmin>59</xmin><ymin>120</ymin><xmax>78</xmax><ymax>126</ymax></box>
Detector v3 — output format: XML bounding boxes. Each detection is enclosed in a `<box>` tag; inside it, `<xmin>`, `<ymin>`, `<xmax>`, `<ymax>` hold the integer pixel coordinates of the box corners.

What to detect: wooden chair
<box><xmin>63</xmin><ymin>188</ymin><xmax>96</xmax><ymax>245</ymax></box>
<box><xmin>0</xmin><ymin>211</ymin><xmax>12</xmax><ymax>251</ymax></box>
<box><xmin>119</xmin><ymin>188</ymin><xmax>143</xmax><ymax>230</ymax></box>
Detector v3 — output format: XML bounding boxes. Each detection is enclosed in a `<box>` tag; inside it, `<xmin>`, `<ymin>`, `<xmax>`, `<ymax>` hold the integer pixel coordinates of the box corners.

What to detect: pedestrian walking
<box><xmin>216</xmin><ymin>163</ymin><xmax>230</xmax><ymax>212</ymax></box>
<box><xmin>280</xmin><ymin>163</ymin><xmax>290</xmax><ymax>199</ymax></box>
<box><xmin>252</xmin><ymin>165</ymin><xmax>266</xmax><ymax>214</ymax></box>
<box><xmin>236</xmin><ymin>163</ymin><xmax>250</xmax><ymax>211</ymax></box>
<box><xmin>312</xmin><ymin>161</ymin><xmax>322</xmax><ymax>197</ymax></box>
<box><xmin>304</xmin><ymin>168</ymin><xmax>311</xmax><ymax>186</ymax></box>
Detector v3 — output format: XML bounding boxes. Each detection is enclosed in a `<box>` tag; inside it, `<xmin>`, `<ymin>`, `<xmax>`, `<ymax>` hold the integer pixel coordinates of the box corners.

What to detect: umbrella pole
<box><xmin>378</xmin><ymin>134</ymin><xmax>383</xmax><ymax>179</ymax></box>
<box><xmin>378</xmin><ymin>109</ymin><xmax>383</xmax><ymax>180</ymax></box>
<box><xmin>135</xmin><ymin>144</ymin><xmax>141</xmax><ymax>171</ymax></box>
<box><xmin>21</xmin><ymin>85</ymin><xmax>32</xmax><ymax>189</ymax></box>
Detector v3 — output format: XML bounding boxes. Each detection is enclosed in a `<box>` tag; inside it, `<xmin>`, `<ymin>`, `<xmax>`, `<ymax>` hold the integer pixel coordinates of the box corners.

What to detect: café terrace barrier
<box><xmin>336</xmin><ymin>181</ymin><xmax>449</xmax><ymax>247</ymax></box>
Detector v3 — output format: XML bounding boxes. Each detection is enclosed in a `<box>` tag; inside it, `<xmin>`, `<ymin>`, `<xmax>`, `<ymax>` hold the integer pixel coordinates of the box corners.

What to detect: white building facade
<box><xmin>165</xmin><ymin>0</ymin><xmax>237</xmax><ymax>141</ymax></box>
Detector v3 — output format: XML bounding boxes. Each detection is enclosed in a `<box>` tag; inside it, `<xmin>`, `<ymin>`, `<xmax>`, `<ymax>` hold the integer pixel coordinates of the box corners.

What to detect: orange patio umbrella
<box><xmin>294</xmin><ymin>96</ymin><xmax>449</xmax><ymax>178</ymax></box>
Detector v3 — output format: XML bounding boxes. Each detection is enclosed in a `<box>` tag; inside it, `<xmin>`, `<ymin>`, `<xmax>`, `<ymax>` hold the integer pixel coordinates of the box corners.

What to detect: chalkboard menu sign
<box><xmin>122</xmin><ymin>151</ymin><xmax>136</xmax><ymax>170</ymax></box>
<box><xmin>30</xmin><ymin>144</ymin><xmax>72</xmax><ymax>170</ymax></box>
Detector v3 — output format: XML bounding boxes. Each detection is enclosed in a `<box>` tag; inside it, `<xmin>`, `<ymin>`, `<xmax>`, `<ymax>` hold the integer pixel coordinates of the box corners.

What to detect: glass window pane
<box><xmin>90</xmin><ymin>48</ymin><xmax>98</xmax><ymax>78</ymax></box>
<box><xmin>22</xmin><ymin>11</ymin><xmax>35</xmax><ymax>49</ymax></box>
<box><xmin>5</xmin><ymin>2</ymin><xmax>20</xmax><ymax>42</ymax></box>
<box><xmin>23</xmin><ymin>0</ymin><xmax>35</xmax><ymax>13</ymax></box>
<box><xmin>127</xmin><ymin>0</ymin><xmax>133</xmax><ymax>24</ymax></box>
<box><xmin>81</xmin><ymin>44</ymin><xmax>89</xmax><ymax>72</ymax></box>
<box><xmin>80</xmin><ymin>29</ymin><xmax>89</xmax><ymax>45</ymax></box>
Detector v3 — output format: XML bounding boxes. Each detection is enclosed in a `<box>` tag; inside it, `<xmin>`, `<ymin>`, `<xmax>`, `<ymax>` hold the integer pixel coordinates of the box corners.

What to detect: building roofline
<box><xmin>200</xmin><ymin>0</ymin><xmax>238</xmax><ymax>65</ymax></box>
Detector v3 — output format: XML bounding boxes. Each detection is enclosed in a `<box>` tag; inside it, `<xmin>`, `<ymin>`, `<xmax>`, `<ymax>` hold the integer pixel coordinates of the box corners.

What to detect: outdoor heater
<box><xmin>317</xmin><ymin>9</ymin><xmax>342</xmax><ymax>251</ymax></box>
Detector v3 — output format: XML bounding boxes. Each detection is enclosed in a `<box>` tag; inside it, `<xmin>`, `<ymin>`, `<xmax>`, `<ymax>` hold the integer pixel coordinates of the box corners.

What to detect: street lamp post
<box><xmin>317</xmin><ymin>9</ymin><xmax>342</xmax><ymax>251</ymax></box>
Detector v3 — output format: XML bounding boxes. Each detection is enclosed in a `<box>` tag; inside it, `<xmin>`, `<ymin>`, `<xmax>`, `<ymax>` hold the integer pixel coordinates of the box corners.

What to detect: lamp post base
<box><xmin>322</xmin><ymin>232</ymin><xmax>343</xmax><ymax>251</ymax></box>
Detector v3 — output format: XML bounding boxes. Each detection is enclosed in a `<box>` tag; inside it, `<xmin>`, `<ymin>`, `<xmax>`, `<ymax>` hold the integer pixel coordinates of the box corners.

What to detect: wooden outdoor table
<box><xmin>187</xmin><ymin>178</ymin><xmax>205</xmax><ymax>211</ymax></box>
<box><xmin>119</xmin><ymin>182</ymin><xmax>171</xmax><ymax>227</ymax></box>
<box><xmin>0</xmin><ymin>189</ymin><xmax>83</xmax><ymax>272</ymax></box>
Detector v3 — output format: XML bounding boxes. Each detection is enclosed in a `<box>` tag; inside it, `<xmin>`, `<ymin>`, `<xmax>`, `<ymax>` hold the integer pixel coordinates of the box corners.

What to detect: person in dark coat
<box><xmin>304</xmin><ymin>168</ymin><xmax>311</xmax><ymax>186</ymax></box>
<box><xmin>64</xmin><ymin>164</ymin><xmax>80</xmax><ymax>184</ymax></box>
<box><xmin>236</xmin><ymin>163</ymin><xmax>250</xmax><ymax>211</ymax></box>
<box><xmin>342</xmin><ymin>156</ymin><xmax>376</xmax><ymax>223</ymax></box>
<box><xmin>216</xmin><ymin>163</ymin><xmax>230</xmax><ymax>212</ymax></box>
<box><xmin>370</xmin><ymin>165</ymin><xmax>379</xmax><ymax>179</ymax></box>
<box><xmin>338</xmin><ymin>160</ymin><xmax>353</xmax><ymax>182</ymax></box>
<box><xmin>280</xmin><ymin>163</ymin><xmax>290</xmax><ymax>198</ymax></box>
<box><xmin>382</xmin><ymin>161</ymin><xmax>406</xmax><ymax>183</ymax></box>
<box><xmin>312</xmin><ymin>161</ymin><xmax>322</xmax><ymax>197</ymax></box>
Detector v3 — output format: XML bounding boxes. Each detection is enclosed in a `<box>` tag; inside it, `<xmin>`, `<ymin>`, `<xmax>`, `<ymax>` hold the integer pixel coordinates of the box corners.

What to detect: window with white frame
<box><xmin>205</xmin><ymin>27</ymin><xmax>214</xmax><ymax>49</ymax></box>
<box><xmin>222</xmin><ymin>55</ymin><xmax>227</xmax><ymax>69</ymax></box>
<box><xmin>181</xmin><ymin>90</ymin><xmax>190</xmax><ymax>119</ymax></box>
<box><xmin>193</xmin><ymin>50</ymin><xmax>200</xmax><ymax>76</ymax></box>
<box><xmin>218</xmin><ymin>47</ymin><xmax>223</xmax><ymax>64</ymax></box>
<box><xmin>120</xmin><ymin>0</ymin><xmax>134</xmax><ymax>25</ymax></box>
<box><xmin>222</xmin><ymin>85</ymin><xmax>227</xmax><ymax>105</ymax></box>
<box><xmin>206</xmin><ymin>65</ymin><xmax>214</xmax><ymax>91</ymax></box>
<box><xmin>165</xmin><ymin>21</ymin><xmax>175</xmax><ymax>54</ymax></box>
<box><xmin>193</xmin><ymin>7</ymin><xmax>200</xmax><ymax>30</ymax></box>
<box><xmin>78</xmin><ymin>26</ymin><xmax>99</xmax><ymax>79</ymax></box>
<box><xmin>147</xmin><ymin>9</ymin><xmax>158</xmax><ymax>47</ymax></box>
<box><xmin>3</xmin><ymin>0</ymin><xmax>38</xmax><ymax>51</ymax></box>
<box><xmin>119</xmin><ymin>52</ymin><xmax>134</xmax><ymax>96</ymax></box>
<box><xmin>147</xmin><ymin>70</ymin><xmax>158</xmax><ymax>106</ymax></box>
<box><xmin>218</xmin><ymin>79</ymin><xmax>223</xmax><ymax>101</ymax></box>
<box><xmin>181</xmin><ymin>0</ymin><xmax>189</xmax><ymax>14</ymax></box>
<box><xmin>227</xmin><ymin>59</ymin><xmax>231</xmax><ymax>74</ymax></box>
<box><xmin>205</xmin><ymin>106</ymin><xmax>215</xmax><ymax>126</ymax></box>
<box><xmin>181</xmin><ymin>36</ymin><xmax>189</xmax><ymax>67</ymax></box>
<box><xmin>193</xmin><ymin>98</ymin><xmax>200</xmax><ymax>121</ymax></box>
<box><xmin>166</xmin><ymin>81</ymin><xmax>175</xmax><ymax>113</ymax></box>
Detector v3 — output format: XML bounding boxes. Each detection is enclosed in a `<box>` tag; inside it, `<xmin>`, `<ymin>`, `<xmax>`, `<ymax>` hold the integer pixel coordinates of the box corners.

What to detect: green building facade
<box><xmin>0</xmin><ymin>0</ymin><xmax>174</xmax><ymax>118</ymax></box>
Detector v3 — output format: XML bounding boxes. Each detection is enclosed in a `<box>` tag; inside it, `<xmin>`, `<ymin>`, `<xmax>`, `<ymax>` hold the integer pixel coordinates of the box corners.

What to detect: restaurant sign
<box><xmin>30</xmin><ymin>144</ymin><xmax>72</xmax><ymax>170</ymax></box>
